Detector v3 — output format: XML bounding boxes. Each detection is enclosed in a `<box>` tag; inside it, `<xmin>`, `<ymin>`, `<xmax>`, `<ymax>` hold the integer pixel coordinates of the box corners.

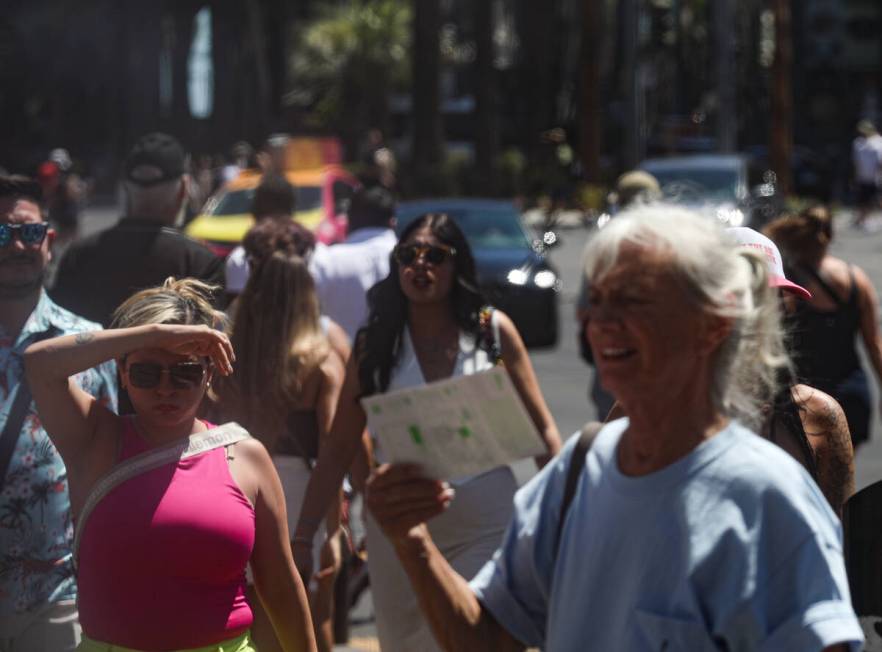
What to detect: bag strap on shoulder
<box><xmin>478</xmin><ymin>306</ymin><xmax>502</xmax><ymax>364</ymax></box>
<box><xmin>72</xmin><ymin>422</ymin><xmax>250</xmax><ymax>565</ymax></box>
<box><xmin>554</xmin><ymin>421</ymin><xmax>603</xmax><ymax>557</ymax></box>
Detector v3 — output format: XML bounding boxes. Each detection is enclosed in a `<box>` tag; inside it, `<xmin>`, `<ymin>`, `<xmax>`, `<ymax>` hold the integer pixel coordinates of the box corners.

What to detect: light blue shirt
<box><xmin>470</xmin><ymin>418</ymin><xmax>863</xmax><ymax>651</ymax></box>
<box><xmin>0</xmin><ymin>292</ymin><xmax>117</xmax><ymax>616</ymax></box>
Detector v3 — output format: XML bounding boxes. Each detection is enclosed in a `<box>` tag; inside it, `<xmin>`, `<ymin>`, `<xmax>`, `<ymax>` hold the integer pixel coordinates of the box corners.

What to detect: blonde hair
<box><xmin>762</xmin><ymin>205</ymin><xmax>833</xmax><ymax>267</ymax></box>
<box><xmin>110</xmin><ymin>277</ymin><xmax>221</xmax><ymax>329</ymax></box>
<box><xmin>583</xmin><ymin>204</ymin><xmax>790</xmax><ymax>429</ymax></box>
<box><xmin>215</xmin><ymin>251</ymin><xmax>329</xmax><ymax>447</ymax></box>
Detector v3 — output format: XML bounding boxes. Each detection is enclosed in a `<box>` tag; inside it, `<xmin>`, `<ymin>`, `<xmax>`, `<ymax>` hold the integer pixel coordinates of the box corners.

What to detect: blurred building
<box><xmin>793</xmin><ymin>0</ymin><xmax>882</xmax><ymax>196</ymax></box>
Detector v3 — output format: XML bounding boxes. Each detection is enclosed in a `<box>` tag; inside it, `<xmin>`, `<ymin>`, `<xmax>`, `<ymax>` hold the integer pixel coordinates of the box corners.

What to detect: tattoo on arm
<box><xmin>807</xmin><ymin>396</ymin><xmax>855</xmax><ymax>514</ymax></box>
<box><xmin>74</xmin><ymin>332</ymin><xmax>95</xmax><ymax>345</ymax></box>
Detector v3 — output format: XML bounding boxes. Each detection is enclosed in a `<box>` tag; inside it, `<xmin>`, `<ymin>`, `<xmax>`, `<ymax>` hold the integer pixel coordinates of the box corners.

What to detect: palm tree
<box><xmin>287</xmin><ymin>1</ymin><xmax>410</xmax><ymax>157</ymax></box>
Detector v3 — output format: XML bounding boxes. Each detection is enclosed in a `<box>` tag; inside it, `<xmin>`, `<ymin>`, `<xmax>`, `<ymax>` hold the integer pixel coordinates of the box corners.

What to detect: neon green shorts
<box><xmin>76</xmin><ymin>631</ymin><xmax>256</xmax><ymax>652</ymax></box>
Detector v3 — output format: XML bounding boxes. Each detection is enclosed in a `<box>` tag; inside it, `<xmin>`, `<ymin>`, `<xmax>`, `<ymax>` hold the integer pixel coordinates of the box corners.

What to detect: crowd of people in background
<box><xmin>2</xmin><ymin>125</ymin><xmax>881</xmax><ymax>652</ymax></box>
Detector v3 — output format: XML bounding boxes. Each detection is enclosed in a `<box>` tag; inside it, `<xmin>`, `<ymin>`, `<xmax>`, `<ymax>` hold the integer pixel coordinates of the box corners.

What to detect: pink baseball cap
<box><xmin>727</xmin><ymin>227</ymin><xmax>812</xmax><ymax>300</ymax></box>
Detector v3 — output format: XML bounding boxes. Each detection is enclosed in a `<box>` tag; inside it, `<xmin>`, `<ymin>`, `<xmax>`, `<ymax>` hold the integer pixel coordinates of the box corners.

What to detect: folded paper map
<box><xmin>361</xmin><ymin>366</ymin><xmax>546</xmax><ymax>479</ymax></box>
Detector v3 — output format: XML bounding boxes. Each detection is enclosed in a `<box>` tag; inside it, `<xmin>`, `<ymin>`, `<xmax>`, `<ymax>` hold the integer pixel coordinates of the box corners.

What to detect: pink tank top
<box><xmin>77</xmin><ymin>418</ymin><xmax>255</xmax><ymax>649</ymax></box>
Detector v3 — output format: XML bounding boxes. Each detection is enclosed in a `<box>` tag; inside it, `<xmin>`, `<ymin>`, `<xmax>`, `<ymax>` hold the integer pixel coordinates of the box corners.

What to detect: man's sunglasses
<box><xmin>128</xmin><ymin>361</ymin><xmax>207</xmax><ymax>390</ymax></box>
<box><xmin>394</xmin><ymin>243</ymin><xmax>456</xmax><ymax>266</ymax></box>
<box><xmin>0</xmin><ymin>223</ymin><xmax>50</xmax><ymax>248</ymax></box>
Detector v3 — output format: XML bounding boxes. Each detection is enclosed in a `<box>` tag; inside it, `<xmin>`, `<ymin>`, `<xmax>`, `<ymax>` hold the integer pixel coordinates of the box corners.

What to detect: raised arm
<box><xmin>24</xmin><ymin>324</ymin><xmax>233</xmax><ymax>468</ymax></box>
<box><xmin>243</xmin><ymin>439</ymin><xmax>318</xmax><ymax>652</ymax></box>
<box><xmin>366</xmin><ymin>464</ymin><xmax>526</xmax><ymax>652</ymax></box>
<box><xmin>292</xmin><ymin>352</ymin><xmax>368</xmax><ymax>580</ymax></box>
<box><xmin>496</xmin><ymin>311</ymin><xmax>562</xmax><ymax>465</ymax></box>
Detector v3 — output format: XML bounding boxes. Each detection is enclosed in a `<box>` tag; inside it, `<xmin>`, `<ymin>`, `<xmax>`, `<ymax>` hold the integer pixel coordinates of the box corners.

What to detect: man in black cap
<box><xmin>50</xmin><ymin>133</ymin><xmax>224</xmax><ymax>326</ymax></box>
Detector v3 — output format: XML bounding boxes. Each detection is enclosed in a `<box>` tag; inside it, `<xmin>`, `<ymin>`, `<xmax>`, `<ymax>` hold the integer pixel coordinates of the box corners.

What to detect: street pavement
<box><xmin>72</xmin><ymin>204</ymin><xmax>882</xmax><ymax>650</ymax></box>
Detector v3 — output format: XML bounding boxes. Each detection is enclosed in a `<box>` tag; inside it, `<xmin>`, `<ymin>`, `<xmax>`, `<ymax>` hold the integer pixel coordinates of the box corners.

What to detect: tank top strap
<box><xmin>847</xmin><ymin>265</ymin><xmax>859</xmax><ymax>307</ymax></box>
<box><xmin>801</xmin><ymin>264</ymin><xmax>847</xmax><ymax>308</ymax></box>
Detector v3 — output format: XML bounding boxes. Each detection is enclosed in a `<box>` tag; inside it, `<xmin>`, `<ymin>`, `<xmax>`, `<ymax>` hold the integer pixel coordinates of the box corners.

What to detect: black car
<box><xmin>396</xmin><ymin>199</ymin><xmax>560</xmax><ymax>348</ymax></box>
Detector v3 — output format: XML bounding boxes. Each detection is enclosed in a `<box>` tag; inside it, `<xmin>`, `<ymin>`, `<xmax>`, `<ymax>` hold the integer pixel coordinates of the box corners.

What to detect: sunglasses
<box><xmin>0</xmin><ymin>223</ymin><xmax>50</xmax><ymax>248</ymax></box>
<box><xmin>128</xmin><ymin>361</ymin><xmax>207</xmax><ymax>390</ymax></box>
<box><xmin>394</xmin><ymin>243</ymin><xmax>456</xmax><ymax>266</ymax></box>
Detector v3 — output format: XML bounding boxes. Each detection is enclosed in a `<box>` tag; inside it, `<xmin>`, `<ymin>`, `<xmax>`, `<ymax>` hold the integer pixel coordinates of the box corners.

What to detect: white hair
<box><xmin>583</xmin><ymin>203</ymin><xmax>789</xmax><ymax>428</ymax></box>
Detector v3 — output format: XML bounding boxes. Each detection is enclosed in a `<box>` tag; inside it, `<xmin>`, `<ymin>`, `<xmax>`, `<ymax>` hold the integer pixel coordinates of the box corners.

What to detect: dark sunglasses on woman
<box><xmin>394</xmin><ymin>243</ymin><xmax>456</xmax><ymax>266</ymax></box>
<box><xmin>0</xmin><ymin>222</ymin><xmax>50</xmax><ymax>248</ymax></box>
<box><xmin>128</xmin><ymin>361</ymin><xmax>207</xmax><ymax>390</ymax></box>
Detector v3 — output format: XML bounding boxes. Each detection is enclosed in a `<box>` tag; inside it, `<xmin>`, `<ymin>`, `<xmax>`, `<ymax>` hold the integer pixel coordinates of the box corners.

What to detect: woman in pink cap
<box><xmin>764</xmin><ymin>206</ymin><xmax>882</xmax><ymax>453</ymax></box>
<box><xmin>730</xmin><ymin>226</ymin><xmax>855</xmax><ymax>516</ymax></box>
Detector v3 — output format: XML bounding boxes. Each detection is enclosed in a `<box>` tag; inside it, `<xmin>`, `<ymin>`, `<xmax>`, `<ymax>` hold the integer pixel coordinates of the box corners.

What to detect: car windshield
<box><xmin>397</xmin><ymin>206</ymin><xmax>531</xmax><ymax>250</ymax></box>
<box><xmin>643</xmin><ymin>168</ymin><xmax>741</xmax><ymax>203</ymax></box>
<box><xmin>211</xmin><ymin>185</ymin><xmax>323</xmax><ymax>215</ymax></box>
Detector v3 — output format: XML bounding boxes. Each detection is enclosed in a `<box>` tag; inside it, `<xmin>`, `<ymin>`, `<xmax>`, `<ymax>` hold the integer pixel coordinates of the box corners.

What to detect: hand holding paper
<box><xmin>361</xmin><ymin>367</ymin><xmax>545</xmax><ymax>479</ymax></box>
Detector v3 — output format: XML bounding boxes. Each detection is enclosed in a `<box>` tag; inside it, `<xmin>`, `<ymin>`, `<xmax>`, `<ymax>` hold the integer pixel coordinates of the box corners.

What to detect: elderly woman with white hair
<box><xmin>364</xmin><ymin>205</ymin><xmax>862</xmax><ymax>651</ymax></box>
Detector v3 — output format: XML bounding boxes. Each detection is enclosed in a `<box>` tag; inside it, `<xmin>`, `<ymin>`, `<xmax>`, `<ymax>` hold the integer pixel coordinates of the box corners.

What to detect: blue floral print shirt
<box><xmin>0</xmin><ymin>291</ymin><xmax>117</xmax><ymax>616</ymax></box>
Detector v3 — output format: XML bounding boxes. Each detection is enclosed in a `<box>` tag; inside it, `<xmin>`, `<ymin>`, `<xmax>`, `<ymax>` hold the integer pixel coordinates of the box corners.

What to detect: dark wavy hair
<box><xmin>357</xmin><ymin>212</ymin><xmax>486</xmax><ymax>396</ymax></box>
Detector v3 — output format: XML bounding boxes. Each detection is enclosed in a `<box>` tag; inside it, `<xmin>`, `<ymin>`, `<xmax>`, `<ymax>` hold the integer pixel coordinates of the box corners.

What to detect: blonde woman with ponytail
<box><xmin>213</xmin><ymin>220</ymin><xmax>348</xmax><ymax>652</ymax></box>
<box><xmin>364</xmin><ymin>205</ymin><xmax>861</xmax><ymax>651</ymax></box>
<box><xmin>23</xmin><ymin>278</ymin><xmax>317</xmax><ymax>652</ymax></box>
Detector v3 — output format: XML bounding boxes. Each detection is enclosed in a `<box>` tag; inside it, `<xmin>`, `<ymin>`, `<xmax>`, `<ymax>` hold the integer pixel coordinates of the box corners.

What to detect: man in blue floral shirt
<box><xmin>0</xmin><ymin>176</ymin><xmax>116</xmax><ymax>651</ymax></box>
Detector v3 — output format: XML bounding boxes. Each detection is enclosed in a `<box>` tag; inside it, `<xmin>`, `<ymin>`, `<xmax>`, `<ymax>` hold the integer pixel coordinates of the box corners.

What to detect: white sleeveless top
<box><xmin>365</xmin><ymin>312</ymin><xmax>519</xmax><ymax>652</ymax></box>
<box><xmin>389</xmin><ymin>316</ymin><xmax>500</xmax><ymax>389</ymax></box>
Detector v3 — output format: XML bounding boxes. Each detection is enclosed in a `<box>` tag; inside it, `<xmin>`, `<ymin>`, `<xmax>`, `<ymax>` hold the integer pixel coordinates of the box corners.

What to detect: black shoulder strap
<box><xmin>554</xmin><ymin>421</ymin><xmax>603</xmax><ymax>556</ymax></box>
<box><xmin>800</xmin><ymin>264</ymin><xmax>847</xmax><ymax>308</ymax></box>
<box><xmin>847</xmin><ymin>265</ymin><xmax>859</xmax><ymax>307</ymax></box>
<box><xmin>0</xmin><ymin>327</ymin><xmax>60</xmax><ymax>491</ymax></box>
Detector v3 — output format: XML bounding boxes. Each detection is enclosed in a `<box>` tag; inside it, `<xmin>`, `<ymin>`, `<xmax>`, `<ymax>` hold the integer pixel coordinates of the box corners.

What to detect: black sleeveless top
<box><xmin>274</xmin><ymin>410</ymin><xmax>319</xmax><ymax>461</ymax></box>
<box><xmin>786</xmin><ymin>265</ymin><xmax>861</xmax><ymax>393</ymax></box>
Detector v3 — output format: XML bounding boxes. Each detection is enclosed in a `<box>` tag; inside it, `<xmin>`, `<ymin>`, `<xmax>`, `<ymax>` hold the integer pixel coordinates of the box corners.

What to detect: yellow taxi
<box><xmin>185</xmin><ymin>165</ymin><xmax>360</xmax><ymax>258</ymax></box>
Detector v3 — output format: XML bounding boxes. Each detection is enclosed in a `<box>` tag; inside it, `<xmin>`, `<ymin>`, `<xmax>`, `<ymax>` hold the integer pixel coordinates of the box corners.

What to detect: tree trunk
<box><xmin>169</xmin><ymin>3</ymin><xmax>197</xmax><ymax>138</ymax></box>
<box><xmin>580</xmin><ymin>0</ymin><xmax>603</xmax><ymax>182</ymax></box>
<box><xmin>770</xmin><ymin>0</ymin><xmax>793</xmax><ymax>195</ymax></box>
<box><xmin>715</xmin><ymin>0</ymin><xmax>736</xmax><ymax>152</ymax></box>
<box><xmin>245</xmin><ymin>0</ymin><xmax>272</xmax><ymax>141</ymax></box>
<box><xmin>412</xmin><ymin>0</ymin><xmax>443</xmax><ymax>195</ymax></box>
<box><xmin>519</xmin><ymin>0</ymin><xmax>557</xmax><ymax>161</ymax></box>
<box><xmin>264</xmin><ymin>0</ymin><xmax>289</xmax><ymax>127</ymax></box>
<box><xmin>621</xmin><ymin>0</ymin><xmax>641</xmax><ymax>168</ymax></box>
<box><xmin>211</xmin><ymin>1</ymin><xmax>240</xmax><ymax>152</ymax></box>
<box><xmin>474</xmin><ymin>0</ymin><xmax>497</xmax><ymax>194</ymax></box>
<box><xmin>124</xmin><ymin>2</ymin><xmax>163</xmax><ymax>145</ymax></box>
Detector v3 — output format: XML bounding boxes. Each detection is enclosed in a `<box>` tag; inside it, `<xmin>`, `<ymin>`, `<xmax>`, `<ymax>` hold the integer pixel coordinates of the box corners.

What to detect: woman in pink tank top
<box><xmin>24</xmin><ymin>278</ymin><xmax>317</xmax><ymax>652</ymax></box>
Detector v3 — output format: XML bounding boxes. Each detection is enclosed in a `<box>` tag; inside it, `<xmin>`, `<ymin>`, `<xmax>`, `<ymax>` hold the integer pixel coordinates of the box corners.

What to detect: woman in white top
<box><xmin>293</xmin><ymin>212</ymin><xmax>561</xmax><ymax>651</ymax></box>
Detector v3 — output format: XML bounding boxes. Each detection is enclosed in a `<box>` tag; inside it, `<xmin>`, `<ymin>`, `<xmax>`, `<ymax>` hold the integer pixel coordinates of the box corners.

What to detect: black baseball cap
<box><xmin>124</xmin><ymin>132</ymin><xmax>188</xmax><ymax>186</ymax></box>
